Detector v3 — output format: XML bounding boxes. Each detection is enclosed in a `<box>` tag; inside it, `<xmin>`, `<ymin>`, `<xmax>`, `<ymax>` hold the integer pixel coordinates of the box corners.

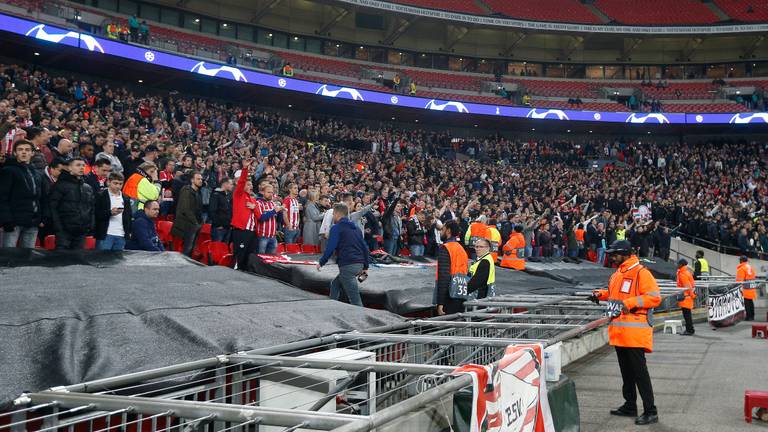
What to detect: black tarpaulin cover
<box><xmin>247</xmin><ymin>254</ymin><xmax>584</xmax><ymax>315</ymax></box>
<box><xmin>523</xmin><ymin>257</ymin><xmax>616</xmax><ymax>288</ymax></box>
<box><xmin>0</xmin><ymin>249</ymin><xmax>403</xmax><ymax>405</ymax></box>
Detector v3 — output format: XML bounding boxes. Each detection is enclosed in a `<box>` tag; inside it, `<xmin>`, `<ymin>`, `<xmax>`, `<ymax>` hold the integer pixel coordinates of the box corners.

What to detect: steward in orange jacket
<box><xmin>590</xmin><ymin>240</ymin><xmax>660</xmax><ymax>425</ymax></box>
<box><xmin>736</xmin><ymin>255</ymin><xmax>757</xmax><ymax>321</ymax></box>
<box><xmin>500</xmin><ymin>225</ymin><xmax>526</xmax><ymax>270</ymax></box>
<box><xmin>676</xmin><ymin>258</ymin><xmax>695</xmax><ymax>335</ymax></box>
<box><xmin>435</xmin><ymin>221</ymin><xmax>469</xmax><ymax>316</ymax></box>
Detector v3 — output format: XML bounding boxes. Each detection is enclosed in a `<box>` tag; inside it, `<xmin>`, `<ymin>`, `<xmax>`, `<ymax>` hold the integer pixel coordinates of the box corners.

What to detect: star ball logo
<box><xmin>391</xmin><ymin>96</ymin><xmax>399</xmax><ymax>104</ymax></box>
<box><xmin>278</xmin><ymin>78</ymin><xmax>287</xmax><ymax>88</ymax></box>
<box><xmin>144</xmin><ymin>51</ymin><xmax>155</xmax><ymax>62</ymax></box>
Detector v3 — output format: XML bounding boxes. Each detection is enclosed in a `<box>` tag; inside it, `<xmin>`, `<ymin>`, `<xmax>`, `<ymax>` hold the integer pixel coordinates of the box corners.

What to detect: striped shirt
<box><xmin>255</xmin><ymin>199</ymin><xmax>278</xmax><ymax>237</ymax></box>
<box><xmin>283</xmin><ymin>197</ymin><xmax>300</xmax><ymax>230</ymax></box>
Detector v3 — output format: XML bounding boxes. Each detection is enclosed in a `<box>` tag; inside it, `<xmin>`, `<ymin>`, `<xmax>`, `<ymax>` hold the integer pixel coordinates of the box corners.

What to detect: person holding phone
<box><xmin>95</xmin><ymin>172</ymin><xmax>131</xmax><ymax>250</ymax></box>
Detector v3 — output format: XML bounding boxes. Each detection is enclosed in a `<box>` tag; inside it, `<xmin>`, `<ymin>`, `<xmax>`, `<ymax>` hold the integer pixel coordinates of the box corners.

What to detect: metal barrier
<box><xmin>6</xmin><ymin>295</ymin><xmax>610</xmax><ymax>432</ymax></box>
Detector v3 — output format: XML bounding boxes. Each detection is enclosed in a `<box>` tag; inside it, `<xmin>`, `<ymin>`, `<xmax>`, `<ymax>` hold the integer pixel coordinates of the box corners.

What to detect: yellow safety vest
<box><xmin>469</xmin><ymin>253</ymin><xmax>496</xmax><ymax>298</ymax></box>
<box><xmin>698</xmin><ymin>258</ymin><xmax>709</xmax><ymax>274</ymax></box>
<box><xmin>616</xmin><ymin>228</ymin><xmax>626</xmax><ymax>241</ymax></box>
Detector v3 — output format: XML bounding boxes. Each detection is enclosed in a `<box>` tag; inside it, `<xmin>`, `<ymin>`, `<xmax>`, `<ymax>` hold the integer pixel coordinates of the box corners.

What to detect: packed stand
<box><xmin>0</xmin><ymin>63</ymin><xmax>766</xmax><ymax>264</ymax></box>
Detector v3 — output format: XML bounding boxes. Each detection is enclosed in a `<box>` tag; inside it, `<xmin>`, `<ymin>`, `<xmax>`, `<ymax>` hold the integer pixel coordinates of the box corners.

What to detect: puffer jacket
<box><xmin>49</xmin><ymin>170</ymin><xmax>95</xmax><ymax>235</ymax></box>
<box><xmin>0</xmin><ymin>158</ymin><xmax>42</xmax><ymax>228</ymax></box>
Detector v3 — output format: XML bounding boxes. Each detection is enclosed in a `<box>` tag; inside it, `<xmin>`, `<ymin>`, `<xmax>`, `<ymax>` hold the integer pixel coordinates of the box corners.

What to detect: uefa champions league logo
<box><xmin>25</xmin><ymin>24</ymin><xmax>105</xmax><ymax>53</ymax></box>
<box><xmin>190</xmin><ymin>62</ymin><xmax>248</xmax><ymax>82</ymax></box>
<box><xmin>315</xmin><ymin>85</ymin><xmax>365</xmax><ymax>101</ymax></box>
<box><xmin>728</xmin><ymin>112</ymin><xmax>768</xmax><ymax>124</ymax></box>
<box><xmin>391</xmin><ymin>96</ymin><xmax>399</xmax><ymax>104</ymax></box>
<box><xmin>144</xmin><ymin>51</ymin><xmax>155</xmax><ymax>62</ymax></box>
<box><xmin>278</xmin><ymin>78</ymin><xmax>287</xmax><ymax>88</ymax></box>
<box><xmin>625</xmin><ymin>113</ymin><xmax>670</xmax><ymax>124</ymax></box>
<box><xmin>525</xmin><ymin>108</ymin><xmax>569</xmax><ymax>120</ymax></box>
<box><xmin>424</xmin><ymin>100</ymin><xmax>469</xmax><ymax>113</ymax></box>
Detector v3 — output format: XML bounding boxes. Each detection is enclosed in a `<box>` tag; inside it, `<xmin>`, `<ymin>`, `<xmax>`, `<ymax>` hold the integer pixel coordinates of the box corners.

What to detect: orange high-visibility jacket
<box><xmin>500</xmin><ymin>232</ymin><xmax>526</xmax><ymax>270</ymax></box>
<box><xmin>736</xmin><ymin>262</ymin><xmax>757</xmax><ymax>300</ymax></box>
<box><xmin>676</xmin><ymin>266</ymin><xmax>696</xmax><ymax>309</ymax></box>
<box><xmin>435</xmin><ymin>241</ymin><xmax>469</xmax><ymax>281</ymax></box>
<box><xmin>464</xmin><ymin>222</ymin><xmax>490</xmax><ymax>247</ymax></box>
<box><xmin>596</xmin><ymin>255</ymin><xmax>661</xmax><ymax>352</ymax></box>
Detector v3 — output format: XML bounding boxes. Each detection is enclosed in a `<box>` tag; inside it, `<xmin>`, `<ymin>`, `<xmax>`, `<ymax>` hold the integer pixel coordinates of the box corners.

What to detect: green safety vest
<box><xmin>616</xmin><ymin>229</ymin><xmax>626</xmax><ymax>241</ymax></box>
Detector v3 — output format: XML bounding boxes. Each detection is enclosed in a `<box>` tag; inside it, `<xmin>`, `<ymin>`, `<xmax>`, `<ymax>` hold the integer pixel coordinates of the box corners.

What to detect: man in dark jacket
<box><xmin>126</xmin><ymin>200</ymin><xmax>164</xmax><ymax>251</ymax></box>
<box><xmin>94</xmin><ymin>172</ymin><xmax>132</xmax><ymax>250</ymax></box>
<box><xmin>406</xmin><ymin>212</ymin><xmax>427</xmax><ymax>256</ymax></box>
<box><xmin>0</xmin><ymin>140</ymin><xmax>42</xmax><ymax>248</ymax></box>
<box><xmin>208</xmin><ymin>177</ymin><xmax>233</xmax><ymax>243</ymax></box>
<box><xmin>86</xmin><ymin>158</ymin><xmax>112</xmax><ymax>193</ymax></box>
<box><xmin>171</xmin><ymin>171</ymin><xmax>203</xmax><ymax>256</ymax></box>
<box><xmin>49</xmin><ymin>157</ymin><xmax>95</xmax><ymax>249</ymax></box>
<box><xmin>316</xmin><ymin>203</ymin><xmax>369</xmax><ymax>307</ymax></box>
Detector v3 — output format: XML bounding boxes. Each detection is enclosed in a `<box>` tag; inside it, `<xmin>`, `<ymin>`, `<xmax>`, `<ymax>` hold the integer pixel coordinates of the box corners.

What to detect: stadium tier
<box><xmin>387</xmin><ymin>0</ymin><xmax>488</xmax><ymax>15</ymax></box>
<box><xmin>714</xmin><ymin>0</ymin><xmax>768</xmax><ymax>22</ymax></box>
<box><xmin>482</xmin><ymin>0</ymin><xmax>602</xmax><ymax>24</ymax></box>
<box><xmin>592</xmin><ymin>0</ymin><xmax>721</xmax><ymax>25</ymax></box>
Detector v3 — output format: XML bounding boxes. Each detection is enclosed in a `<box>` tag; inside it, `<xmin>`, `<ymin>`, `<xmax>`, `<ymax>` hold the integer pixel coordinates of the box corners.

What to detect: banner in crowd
<box><xmin>707</xmin><ymin>285</ymin><xmax>745</xmax><ymax>327</ymax></box>
<box><xmin>454</xmin><ymin>344</ymin><xmax>554</xmax><ymax>432</ymax></box>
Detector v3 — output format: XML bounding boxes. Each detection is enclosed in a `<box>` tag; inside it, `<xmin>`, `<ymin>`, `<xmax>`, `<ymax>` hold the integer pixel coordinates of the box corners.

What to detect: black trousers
<box><xmin>745</xmin><ymin>299</ymin><xmax>755</xmax><ymax>321</ymax></box>
<box><xmin>231</xmin><ymin>228</ymin><xmax>256</xmax><ymax>270</ymax></box>
<box><xmin>615</xmin><ymin>347</ymin><xmax>657</xmax><ymax>415</ymax></box>
<box><xmin>55</xmin><ymin>232</ymin><xmax>85</xmax><ymax>250</ymax></box>
<box><xmin>181</xmin><ymin>225</ymin><xmax>201</xmax><ymax>257</ymax></box>
<box><xmin>682</xmin><ymin>308</ymin><xmax>694</xmax><ymax>333</ymax></box>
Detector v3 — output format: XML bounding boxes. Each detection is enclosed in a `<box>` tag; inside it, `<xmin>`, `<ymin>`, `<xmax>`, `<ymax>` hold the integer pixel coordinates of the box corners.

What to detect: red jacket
<box><xmin>230</xmin><ymin>167</ymin><xmax>257</xmax><ymax>231</ymax></box>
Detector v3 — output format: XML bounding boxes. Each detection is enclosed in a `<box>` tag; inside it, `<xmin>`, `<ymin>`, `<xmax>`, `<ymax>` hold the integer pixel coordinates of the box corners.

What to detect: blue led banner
<box><xmin>3</xmin><ymin>13</ymin><xmax>767</xmax><ymax>125</ymax></box>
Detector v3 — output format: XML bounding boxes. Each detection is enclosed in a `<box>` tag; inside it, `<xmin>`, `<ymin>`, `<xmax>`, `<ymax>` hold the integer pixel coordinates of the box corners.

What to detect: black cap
<box><xmin>740</xmin><ymin>255</ymin><xmax>748</xmax><ymax>262</ymax></box>
<box><xmin>605</xmin><ymin>240</ymin><xmax>633</xmax><ymax>255</ymax></box>
<box><xmin>131</xmin><ymin>144</ymin><xmax>141</xmax><ymax>151</ymax></box>
<box><xmin>677</xmin><ymin>258</ymin><xmax>688</xmax><ymax>267</ymax></box>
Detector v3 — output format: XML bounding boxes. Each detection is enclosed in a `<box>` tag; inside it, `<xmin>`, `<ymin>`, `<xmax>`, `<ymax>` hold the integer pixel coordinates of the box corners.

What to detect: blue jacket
<box><xmin>126</xmin><ymin>211</ymin><xmax>164</xmax><ymax>251</ymax></box>
<box><xmin>319</xmin><ymin>217</ymin><xmax>369</xmax><ymax>269</ymax></box>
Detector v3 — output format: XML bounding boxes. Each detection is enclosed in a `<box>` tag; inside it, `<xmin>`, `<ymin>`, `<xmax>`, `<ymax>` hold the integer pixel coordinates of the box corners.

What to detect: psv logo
<box><xmin>487</xmin><ymin>348</ymin><xmax>541</xmax><ymax>432</ymax></box>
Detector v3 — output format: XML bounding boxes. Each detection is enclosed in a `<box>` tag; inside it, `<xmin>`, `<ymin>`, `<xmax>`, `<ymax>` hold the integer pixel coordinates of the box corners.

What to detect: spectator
<box><xmin>126</xmin><ymin>200</ymin><xmax>164</xmax><ymax>251</ymax></box>
<box><xmin>43</xmin><ymin>138</ymin><xmax>73</xmax><ymax>164</ymax></box>
<box><xmin>282</xmin><ymin>182</ymin><xmax>302</xmax><ymax>244</ymax></box>
<box><xmin>302</xmin><ymin>190</ymin><xmax>325</xmax><ymax>247</ymax></box>
<box><xmin>316</xmin><ymin>203</ymin><xmax>369</xmax><ymax>307</ymax></box>
<box><xmin>171</xmin><ymin>171</ymin><xmax>204</xmax><ymax>256</ymax></box>
<box><xmin>94</xmin><ymin>172</ymin><xmax>131</xmax><ymax>250</ymax></box>
<box><xmin>0</xmin><ymin>140</ymin><xmax>42</xmax><ymax>248</ymax></box>
<box><xmin>95</xmin><ymin>140</ymin><xmax>123</xmax><ymax>175</ymax></box>
<box><xmin>407</xmin><ymin>212</ymin><xmax>427</xmax><ymax>257</ymax></box>
<box><xmin>231</xmin><ymin>162</ymin><xmax>259</xmax><ymax>269</ymax></box>
<box><xmin>254</xmin><ymin>181</ymin><xmax>283</xmax><ymax>254</ymax></box>
<box><xmin>49</xmin><ymin>157</ymin><xmax>95</xmax><ymax>250</ymax></box>
<box><xmin>409</xmin><ymin>80</ymin><xmax>417</xmax><ymax>96</ymax></box>
<box><xmin>86</xmin><ymin>158</ymin><xmax>112</xmax><ymax>193</ymax></box>
<box><xmin>209</xmin><ymin>177</ymin><xmax>233</xmax><ymax>243</ymax></box>
<box><xmin>393</xmin><ymin>74</ymin><xmax>401</xmax><ymax>92</ymax></box>
<box><xmin>381</xmin><ymin>196</ymin><xmax>403</xmax><ymax>256</ymax></box>
<box><xmin>123</xmin><ymin>144</ymin><xmax>144</xmax><ymax>177</ymax></box>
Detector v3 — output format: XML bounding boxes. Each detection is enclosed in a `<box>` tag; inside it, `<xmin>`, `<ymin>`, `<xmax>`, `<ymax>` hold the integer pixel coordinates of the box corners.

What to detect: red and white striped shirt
<box><xmin>282</xmin><ymin>196</ymin><xmax>300</xmax><ymax>230</ymax></box>
<box><xmin>255</xmin><ymin>199</ymin><xmax>278</xmax><ymax>237</ymax></box>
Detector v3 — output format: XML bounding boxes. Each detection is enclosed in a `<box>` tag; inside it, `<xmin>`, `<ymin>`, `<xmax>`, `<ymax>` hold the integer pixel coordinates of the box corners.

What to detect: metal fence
<box><xmin>4</xmin><ymin>295</ymin><xmax>610</xmax><ymax>432</ymax></box>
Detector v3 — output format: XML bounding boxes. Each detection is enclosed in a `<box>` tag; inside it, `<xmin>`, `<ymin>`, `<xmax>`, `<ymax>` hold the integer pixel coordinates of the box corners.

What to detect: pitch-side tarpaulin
<box><xmin>247</xmin><ymin>253</ymin><xmax>583</xmax><ymax>315</ymax></box>
<box><xmin>523</xmin><ymin>257</ymin><xmax>616</xmax><ymax>288</ymax></box>
<box><xmin>0</xmin><ymin>249</ymin><xmax>403</xmax><ymax>405</ymax></box>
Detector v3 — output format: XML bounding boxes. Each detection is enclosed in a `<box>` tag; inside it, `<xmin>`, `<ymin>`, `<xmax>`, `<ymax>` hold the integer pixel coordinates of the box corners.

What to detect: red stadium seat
<box><xmin>387</xmin><ymin>0</ymin><xmax>487</xmax><ymax>15</ymax></box>
<box><xmin>484</xmin><ymin>0</ymin><xmax>601</xmax><ymax>23</ymax></box>
<box><xmin>301</xmin><ymin>244</ymin><xmax>319</xmax><ymax>254</ymax></box>
<box><xmin>594</xmin><ymin>0</ymin><xmax>719</xmax><ymax>24</ymax></box>
<box><xmin>285</xmin><ymin>243</ymin><xmax>301</xmax><ymax>254</ymax></box>
<box><xmin>208</xmin><ymin>241</ymin><xmax>233</xmax><ymax>266</ymax></box>
<box><xmin>276</xmin><ymin>243</ymin><xmax>285</xmax><ymax>254</ymax></box>
<box><xmin>194</xmin><ymin>240</ymin><xmax>210</xmax><ymax>263</ymax></box>
<box><xmin>156</xmin><ymin>221</ymin><xmax>173</xmax><ymax>249</ymax></box>
<box><xmin>43</xmin><ymin>235</ymin><xmax>56</xmax><ymax>250</ymax></box>
<box><xmin>84</xmin><ymin>236</ymin><xmax>96</xmax><ymax>250</ymax></box>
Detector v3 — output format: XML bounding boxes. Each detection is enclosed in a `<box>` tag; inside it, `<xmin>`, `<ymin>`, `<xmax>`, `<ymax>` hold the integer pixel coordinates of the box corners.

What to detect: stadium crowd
<box><xmin>1</xmin><ymin>62</ymin><xmax>767</xmax><ymax>263</ymax></box>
